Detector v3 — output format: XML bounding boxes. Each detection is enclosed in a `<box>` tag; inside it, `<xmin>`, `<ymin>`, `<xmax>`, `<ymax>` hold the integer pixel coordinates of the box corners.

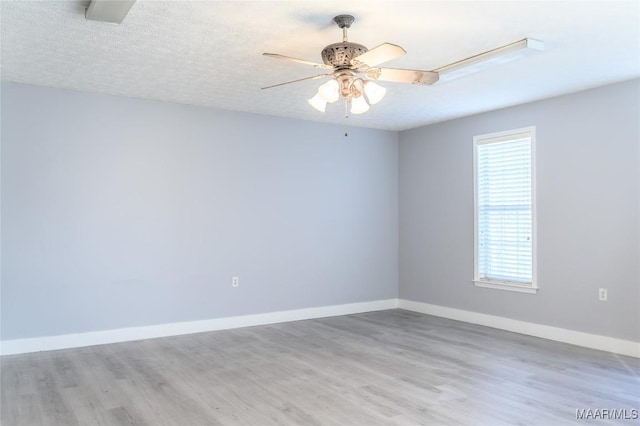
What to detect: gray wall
<box><xmin>3</xmin><ymin>79</ymin><xmax>638</xmax><ymax>343</ymax></box>
<box><xmin>399</xmin><ymin>79</ymin><xmax>640</xmax><ymax>342</ymax></box>
<box><xmin>1</xmin><ymin>82</ymin><xmax>399</xmax><ymax>340</ymax></box>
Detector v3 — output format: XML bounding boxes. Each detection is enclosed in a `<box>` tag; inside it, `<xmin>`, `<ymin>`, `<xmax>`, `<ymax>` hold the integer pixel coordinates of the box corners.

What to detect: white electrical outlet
<box><xmin>598</xmin><ymin>288</ymin><xmax>607</xmax><ymax>301</ymax></box>
<box><xmin>232</xmin><ymin>276</ymin><xmax>239</xmax><ymax>287</ymax></box>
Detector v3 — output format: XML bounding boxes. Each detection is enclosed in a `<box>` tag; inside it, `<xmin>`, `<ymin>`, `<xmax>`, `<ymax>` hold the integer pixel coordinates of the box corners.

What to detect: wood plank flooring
<box><xmin>2</xmin><ymin>309</ymin><xmax>639</xmax><ymax>425</ymax></box>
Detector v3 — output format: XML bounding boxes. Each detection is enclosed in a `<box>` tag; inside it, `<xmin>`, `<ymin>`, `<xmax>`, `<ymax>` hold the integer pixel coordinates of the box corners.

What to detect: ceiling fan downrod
<box><xmin>333</xmin><ymin>14</ymin><xmax>355</xmax><ymax>42</ymax></box>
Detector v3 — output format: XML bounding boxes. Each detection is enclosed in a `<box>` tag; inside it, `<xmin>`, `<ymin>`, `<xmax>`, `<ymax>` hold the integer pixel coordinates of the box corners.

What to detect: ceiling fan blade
<box><xmin>263</xmin><ymin>53</ymin><xmax>333</xmax><ymax>70</ymax></box>
<box><xmin>365</xmin><ymin>67</ymin><xmax>439</xmax><ymax>85</ymax></box>
<box><xmin>262</xmin><ymin>73</ymin><xmax>331</xmax><ymax>90</ymax></box>
<box><xmin>350</xmin><ymin>43</ymin><xmax>406</xmax><ymax>68</ymax></box>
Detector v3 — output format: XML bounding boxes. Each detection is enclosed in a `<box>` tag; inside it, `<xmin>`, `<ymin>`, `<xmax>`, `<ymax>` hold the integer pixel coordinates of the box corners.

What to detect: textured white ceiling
<box><xmin>1</xmin><ymin>1</ymin><xmax>639</xmax><ymax>131</ymax></box>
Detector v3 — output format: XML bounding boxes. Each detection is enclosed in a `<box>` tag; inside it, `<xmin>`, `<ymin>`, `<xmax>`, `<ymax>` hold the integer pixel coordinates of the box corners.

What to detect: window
<box><xmin>473</xmin><ymin>127</ymin><xmax>537</xmax><ymax>293</ymax></box>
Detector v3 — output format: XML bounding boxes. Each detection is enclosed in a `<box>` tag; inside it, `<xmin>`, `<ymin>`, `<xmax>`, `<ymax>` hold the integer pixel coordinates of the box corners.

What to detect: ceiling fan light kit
<box><xmin>263</xmin><ymin>14</ymin><xmax>544</xmax><ymax>116</ymax></box>
<box><xmin>350</xmin><ymin>93</ymin><xmax>370</xmax><ymax>114</ymax></box>
<box><xmin>364</xmin><ymin>81</ymin><xmax>387</xmax><ymax>105</ymax></box>
<box><xmin>318</xmin><ymin>79</ymin><xmax>340</xmax><ymax>103</ymax></box>
<box><xmin>308</xmin><ymin>93</ymin><xmax>327</xmax><ymax>112</ymax></box>
<box><xmin>308</xmin><ymin>70</ymin><xmax>377</xmax><ymax>114</ymax></box>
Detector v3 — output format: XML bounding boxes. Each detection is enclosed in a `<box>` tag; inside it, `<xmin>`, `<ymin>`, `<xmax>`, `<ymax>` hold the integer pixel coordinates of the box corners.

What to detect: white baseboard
<box><xmin>4</xmin><ymin>298</ymin><xmax>637</xmax><ymax>358</ymax></box>
<box><xmin>0</xmin><ymin>299</ymin><xmax>399</xmax><ymax>356</ymax></box>
<box><xmin>398</xmin><ymin>299</ymin><xmax>640</xmax><ymax>358</ymax></box>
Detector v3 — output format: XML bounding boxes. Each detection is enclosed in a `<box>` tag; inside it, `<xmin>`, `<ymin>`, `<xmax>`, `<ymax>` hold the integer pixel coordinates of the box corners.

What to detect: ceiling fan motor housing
<box><xmin>321</xmin><ymin>42</ymin><xmax>368</xmax><ymax>68</ymax></box>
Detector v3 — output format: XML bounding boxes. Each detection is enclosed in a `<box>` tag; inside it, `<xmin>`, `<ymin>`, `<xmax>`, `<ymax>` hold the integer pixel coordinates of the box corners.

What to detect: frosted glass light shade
<box><xmin>350</xmin><ymin>95</ymin><xmax>370</xmax><ymax>114</ymax></box>
<box><xmin>364</xmin><ymin>81</ymin><xmax>386</xmax><ymax>105</ymax></box>
<box><xmin>318</xmin><ymin>79</ymin><xmax>340</xmax><ymax>103</ymax></box>
<box><xmin>308</xmin><ymin>93</ymin><xmax>327</xmax><ymax>112</ymax></box>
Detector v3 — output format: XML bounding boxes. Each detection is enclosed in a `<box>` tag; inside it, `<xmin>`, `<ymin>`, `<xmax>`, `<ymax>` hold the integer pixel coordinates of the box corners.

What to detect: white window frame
<box><xmin>473</xmin><ymin>126</ymin><xmax>537</xmax><ymax>294</ymax></box>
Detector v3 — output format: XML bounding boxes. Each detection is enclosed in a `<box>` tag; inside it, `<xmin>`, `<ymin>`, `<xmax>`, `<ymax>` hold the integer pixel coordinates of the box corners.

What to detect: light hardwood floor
<box><xmin>2</xmin><ymin>309</ymin><xmax>639</xmax><ymax>425</ymax></box>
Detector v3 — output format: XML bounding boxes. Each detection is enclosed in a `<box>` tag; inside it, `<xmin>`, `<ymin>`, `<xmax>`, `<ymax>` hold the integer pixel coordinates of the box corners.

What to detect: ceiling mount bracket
<box><xmin>333</xmin><ymin>15</ymin><xmax>355</xmax><ymax>29</ymax></box>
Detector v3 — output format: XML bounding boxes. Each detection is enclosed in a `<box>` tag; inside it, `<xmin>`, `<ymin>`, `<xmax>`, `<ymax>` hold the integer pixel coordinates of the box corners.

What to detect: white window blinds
<box><xmin>475</xmin><ymin>129</ymin><xmax>534</xmax><ymax>287</ymax></box>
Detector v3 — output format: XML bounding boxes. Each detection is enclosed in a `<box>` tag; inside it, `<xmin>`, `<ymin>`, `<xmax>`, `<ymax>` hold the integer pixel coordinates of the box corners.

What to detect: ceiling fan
<box><xmin>263</xmin><ymin>15</ymin><xmax>543</xmax><ymax>115</ymax></box>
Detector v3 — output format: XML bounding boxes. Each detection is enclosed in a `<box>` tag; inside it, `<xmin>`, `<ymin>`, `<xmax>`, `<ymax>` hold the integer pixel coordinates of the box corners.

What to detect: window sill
<box><xmin>473</xmin><ymin>280</ymin><xmax>538</xmax><ymax>294</ymax></box>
